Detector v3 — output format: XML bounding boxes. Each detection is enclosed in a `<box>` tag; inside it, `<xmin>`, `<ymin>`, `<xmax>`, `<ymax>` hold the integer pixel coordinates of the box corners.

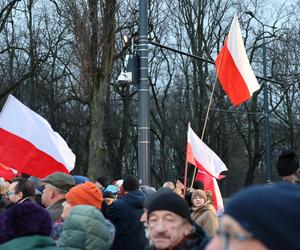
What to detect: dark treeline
<box><xmin>0</xmin><ymin>0</ymin><xmax>299</xmax><ymax>195</ymax></box>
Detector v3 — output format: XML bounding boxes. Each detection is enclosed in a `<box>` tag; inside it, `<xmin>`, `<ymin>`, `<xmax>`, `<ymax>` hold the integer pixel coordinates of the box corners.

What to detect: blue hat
<box><xmin>73</xmin><ymin>175</ymin><xmax>90</xmax><ymax>185</ymax></box>
<box><xmin>225</xmin><ymin>183</ymin><xmax>300</xmax><ymax>250</ymax></box>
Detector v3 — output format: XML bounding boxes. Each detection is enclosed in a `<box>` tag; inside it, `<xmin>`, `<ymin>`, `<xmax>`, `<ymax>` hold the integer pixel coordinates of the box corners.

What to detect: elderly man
<box><xmin>146</xmin><ymin>191</ymin><xmax>209</xmax><ymax>250</ymax></box>
<box><xmin>41</xmin><ymin>172</ymin><xmax>75</xmax><ymax>223</ymax></box>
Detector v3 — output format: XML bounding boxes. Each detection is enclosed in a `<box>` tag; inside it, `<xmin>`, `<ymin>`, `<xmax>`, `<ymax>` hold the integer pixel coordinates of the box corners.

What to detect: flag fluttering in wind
<box><xmin>187</xmin><ymin>126</ymin><xmax>227</xmax><ymax>179</ymax></box>
<box><xmin>196</xmin><ymin>170</ymin><xmax>225</xmax><ymax>214</ymax></box>
<box><xmin>215</xmin><ymin>15</ymin><xmax>260</xmax><ymax>106</ymax></box>
<box><xmin>0</xmin><ymin>95</ymin><xmax>75</xmax><ymax>178</ymax></box>
<box><xmin>0</xmin><ymin>163</ymin><xmax>18</xmax><ymax>180</ymax></box>
<box><xmin>186</xmin><ymin>125</ymin><xmax>227</xmax><ymax>213</ymax></box>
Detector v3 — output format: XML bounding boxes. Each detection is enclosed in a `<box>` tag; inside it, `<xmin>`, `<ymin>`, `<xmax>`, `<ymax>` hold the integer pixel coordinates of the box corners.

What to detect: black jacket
<box><xmin>105</xmin><ymin>190</ymin><xmax>146</xmax><ymax>250</ymax></box>
<box><xmin>147</xmin><ymin>222</ymin><xmax>210</xmax><ymax>250</ymax></box>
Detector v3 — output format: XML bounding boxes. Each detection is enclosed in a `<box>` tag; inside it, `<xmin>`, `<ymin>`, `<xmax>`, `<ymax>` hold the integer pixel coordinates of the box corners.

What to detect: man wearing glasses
<box><xmin>6</xmin><ymin>177</ymin><xmax>35</xmax><ymax>204</ymax></box>
<box><xmin>206</xmin><ymin>183</ymin><xmax>300</xmax><ymax>250</ymax></box>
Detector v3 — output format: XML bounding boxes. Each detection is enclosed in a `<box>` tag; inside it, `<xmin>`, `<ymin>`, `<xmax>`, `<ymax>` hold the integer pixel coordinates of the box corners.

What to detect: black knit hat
<box><xmin>147</xmin><ymin>191</ymin><xmax>191</xmax><ymax>222</ymax></box>
<box><xmin>144</xmin><ymin>187</ymin><xmax>173</xmax><ymax>209</ymax></box>
<box><xmin>225</xmin><ymin>183</ymin><xmax>300</xmax><ymax>250</ymax></box>
<box><xmin>276</xmin><ymin>150</ymin><xmax>299</xmax><ymax>176</ymax></box>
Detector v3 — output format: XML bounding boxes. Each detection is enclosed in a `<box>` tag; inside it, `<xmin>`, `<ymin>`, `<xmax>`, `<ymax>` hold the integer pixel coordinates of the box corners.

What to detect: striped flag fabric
<box><xmin>187</xmin><ymin>125</ymin><xmax>228</xmax><ymax>179</ymax></box>
<box><xmin>0</xmin><ymin>95</ymin><xmax>75</xmax><ymax>178</ymax></box>
<box><xmin>215</xmin><ymin>15</ymin><xmax>260</xmax><ymax>106</ymax></box>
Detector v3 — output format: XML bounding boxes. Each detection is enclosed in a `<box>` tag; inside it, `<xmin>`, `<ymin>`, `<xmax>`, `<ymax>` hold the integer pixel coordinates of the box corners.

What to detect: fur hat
<box><xmin>0</xmin><ymin>202</ymin><xmax>52</xmax><ymax>244</ymax></box>
<box><xmin>65</xmin><ymin>182</ymin><xmax>103</xmax><ymax>209</ymax></box>
<box><xmin>277</xmin><ymin>150</ymin><xmax>299</xmax><ymax>176</ymax></box>
<box><xmin>191</xmin><ymin>189</ymin><xmax>207</xmax><ymax>201</ymax></box>
<box><xmin>225</xmin><ymin>183</ymin><xmax>300</xmax><ymax>250</ymax></box>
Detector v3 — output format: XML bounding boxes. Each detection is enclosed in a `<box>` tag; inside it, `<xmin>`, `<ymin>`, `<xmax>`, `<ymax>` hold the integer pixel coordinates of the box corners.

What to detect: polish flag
<box><xmin>0</xmin><ymin>163</ymin><xmax>18</xmax><ymax>180</ymax></box>
<box><xmin>196</xmin><ymin>170</ymin><xmax>224</xmax><ymax>214</ymax></box>
<box><xmin>215</xmin><ymin>15</ymin><xmax>260</xmax><ymax>106</ymax></box>
<box><xmin>0</xmin><ymin>95</ymin><xmax>75</xmax><ymax>178</ymax></box>
<box><xmin>187</xmin><ymin>125</ymin><xmax>227</xmax><ymax>179</ymax></box>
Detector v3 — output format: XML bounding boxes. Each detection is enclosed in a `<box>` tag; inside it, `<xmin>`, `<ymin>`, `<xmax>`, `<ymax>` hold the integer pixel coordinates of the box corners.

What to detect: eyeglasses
<box><xmin>216</xmin><ymin>229</ymin><xmax>254</xmax><ymax>250</ymax></box>
<box><xmin>6</xmin><ymin>191</ymin><xmax>15</xmax><ymax>196</ymax></box>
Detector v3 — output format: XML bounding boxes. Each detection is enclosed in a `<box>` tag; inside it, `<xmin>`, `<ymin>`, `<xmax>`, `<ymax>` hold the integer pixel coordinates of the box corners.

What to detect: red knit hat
<box><xmin>65</xmin><ymin>182</ymin><xmax>103</xmax><ymax>209</ymax></box>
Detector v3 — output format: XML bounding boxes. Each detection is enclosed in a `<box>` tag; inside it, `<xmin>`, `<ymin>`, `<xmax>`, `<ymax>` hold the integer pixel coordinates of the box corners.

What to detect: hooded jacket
<box><xmin>57</xmin><ymin>205</ymin><xmax>111</xmax><ymax>250</ymax></box>
<box><xmin>105</xmin><ymin>189</ymin><xmax>146</xmax><ymax>250</ymax></box>
<box><xmin>191</xmin><ymin>202</ymin><xmax>219</xmax><ymax>237</ymax></box>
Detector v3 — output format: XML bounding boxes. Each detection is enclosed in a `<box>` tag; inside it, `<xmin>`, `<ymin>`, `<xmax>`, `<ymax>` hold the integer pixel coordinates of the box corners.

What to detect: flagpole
<box><xmin>190</xmin><ymin>51</ymin><xmax>225</xmax><ymax>189</ymax></box>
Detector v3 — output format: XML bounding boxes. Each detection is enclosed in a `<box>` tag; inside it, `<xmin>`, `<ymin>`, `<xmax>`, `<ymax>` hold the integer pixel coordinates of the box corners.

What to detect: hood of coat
<box><xmin>58</xmin><ymin>205</ymin><xmax>111</xmax><ymax>250</ymax></box>
<box><xmin>122</xmin><ymin>190</ymin><xmax>145</xmax><ymax>209</ymax></box>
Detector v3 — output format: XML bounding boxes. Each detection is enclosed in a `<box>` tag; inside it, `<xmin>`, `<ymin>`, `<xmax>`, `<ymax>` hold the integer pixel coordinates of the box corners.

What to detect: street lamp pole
<box><xmin>138</xmin><ymin>0</ymin><xmax>150</xmax><ymax>185</ymax></box>
<box><xmin>246</xmin><ymin>12</ymin><xmax>272</xmax><ymax>182</ymax></box>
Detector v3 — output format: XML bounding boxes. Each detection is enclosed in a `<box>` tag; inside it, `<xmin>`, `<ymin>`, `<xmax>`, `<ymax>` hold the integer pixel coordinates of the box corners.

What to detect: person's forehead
<box><xmin>9</xmin><ymin>182</ymin><xmax>17</xmax><ymax>190</ymax></box>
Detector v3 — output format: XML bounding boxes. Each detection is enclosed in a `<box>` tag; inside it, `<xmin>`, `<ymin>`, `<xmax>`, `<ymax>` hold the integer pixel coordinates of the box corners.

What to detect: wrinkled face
<box><xmin>41</xmin><ymin>183</ymin><xmax>56</xmax><ymax>207</ymax></box>
<box><xmin>205</xmin><ymin>215</ymin><xmax>268</xmax><ymax>250</ymax></box>
<box><xmin>192</xmin><ymin>195</ymin><xmax>205</xmax><ymax>208</ymax></box>
<box><xmin>7</xmin><ymin>182</ymin><xmax>22</xmax><ymax>203</ymax></box>
<box><xmin>61</xmin><ymin>200</ymin><xmax>73</xmax><ymax>220</ymax></box>
<box><xmin>148</xmin><ymin>210</ymin><xmax>191</xmax><ymax>250</ymax></box>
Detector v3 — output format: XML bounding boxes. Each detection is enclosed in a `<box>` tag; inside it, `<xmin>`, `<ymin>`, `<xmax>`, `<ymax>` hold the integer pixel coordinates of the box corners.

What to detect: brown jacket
<box><xmin>191</xmin><ymin>202</ymin><xmax>219</xmax><ymax>237</ymax></box>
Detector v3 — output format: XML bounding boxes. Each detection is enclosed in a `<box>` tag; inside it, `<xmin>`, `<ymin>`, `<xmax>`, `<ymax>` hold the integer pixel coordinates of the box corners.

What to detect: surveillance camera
<box><xmin>117</xmin><ymin>72</ymin><xmax>132</xmax><ymax>82</ymax></box>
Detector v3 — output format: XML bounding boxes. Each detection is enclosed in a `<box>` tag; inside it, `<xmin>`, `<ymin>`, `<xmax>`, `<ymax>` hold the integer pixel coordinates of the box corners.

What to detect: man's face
<box><xmin>7</xmin><ymin>182</ymin><xmax>22</xmax><ymax>203</ymax></box>
<box><xmin>148</xmin><ymin>210</ymin><xmax>191</xmax><ymax>250</ymax></box>
<box><xmin>205</xmin><ymin>215</ymin><xmax>268</xmax><ymax>250</ymax></box>
<box><xmin>41</xmin><ymin>183</ymin><xmax>56</xmax><ymax>207</ymax></box>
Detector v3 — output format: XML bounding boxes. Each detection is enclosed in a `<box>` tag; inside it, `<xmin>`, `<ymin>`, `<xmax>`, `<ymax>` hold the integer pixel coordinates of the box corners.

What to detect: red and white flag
<box><xmin>196</xmin><ymin>170</ymin><xmax>224</xmax><ymax>214</ymax></box>
<box><xmin>0</xmin><ymin>95</ymin><xmax>75</xmax><ymax>178</ymax></box>
<box><xmin>187</xmin><ymin>126</ymin><xmax>227</xmax><ymax>179</ymax></box>
<box><xmin>215</xmin><ymin>15</ymin><xmax>260</xmax><ymax>106</ymax></box>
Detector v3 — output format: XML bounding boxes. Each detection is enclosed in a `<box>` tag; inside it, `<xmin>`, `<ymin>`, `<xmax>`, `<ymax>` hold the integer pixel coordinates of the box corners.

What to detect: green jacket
<box><xmin>57</xmin><ymin>205</ymin><xmax>111</xmax><ymax>250</ymax></box>
<box><xmin>0</xmin><ymin>235</ymin><xmax>58</xmax><ymax>250</ymax></box>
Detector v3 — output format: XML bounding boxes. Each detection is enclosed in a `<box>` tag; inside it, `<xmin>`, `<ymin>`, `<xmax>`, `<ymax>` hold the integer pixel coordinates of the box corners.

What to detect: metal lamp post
<box><xmin>246</xmin><ymin>11</ymin><xmax>272</xmax><ymax>182</ymax></box>
<box><xmin>138</xmin><ymin>0</ymin><xmax>150</xmax><ymax>185</ymax></box>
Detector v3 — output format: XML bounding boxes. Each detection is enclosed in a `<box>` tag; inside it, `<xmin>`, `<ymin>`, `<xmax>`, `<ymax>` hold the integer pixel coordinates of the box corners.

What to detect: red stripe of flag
<box><xmin>0</xmin><ymin>128</ymin><xmax>69</xmax><ymax>178</ymax></box>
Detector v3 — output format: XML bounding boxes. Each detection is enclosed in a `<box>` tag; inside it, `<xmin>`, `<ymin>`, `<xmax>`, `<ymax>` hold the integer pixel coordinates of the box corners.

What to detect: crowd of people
<box><xmin>0</xmin><ymin>149</ymin><xmax>299</xmax><ymax>249</ymax></box>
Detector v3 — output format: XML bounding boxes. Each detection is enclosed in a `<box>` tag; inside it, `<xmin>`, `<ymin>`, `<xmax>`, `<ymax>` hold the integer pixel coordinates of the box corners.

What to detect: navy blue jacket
<box><xmin>105</xmin><ymin>190</ymin><xmax>146</xmax><ymax>250</ymax></box>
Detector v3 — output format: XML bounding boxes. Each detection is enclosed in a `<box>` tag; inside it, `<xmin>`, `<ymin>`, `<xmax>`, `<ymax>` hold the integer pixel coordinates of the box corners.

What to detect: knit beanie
<box><xmin>191</xmin><ymin>189</ymin><xmax>207</xmax><ymax>201</ymax></box>
<box><xmin>0</xmin><ymin>202</ymin><xmax>52</xmax><ymax>244</ymax></box>
<box><xmin>147</xmin><ymin>191</ymin><xmax>191</xmax><ymax>222</ymax></box>
<box><xmin>276</xmin><ymin>150</ymin><xmax>299</xmax><ymax>176</ymax></box>
<box><xmin>65</xmin><ymin>182</ymin><xmax>103</xmax><ymax>209</ymax></box>
<box><xmin>225</xmin><ymin>183</ymin><xmax>300</xmax><ymax>250</ymax></box>
<box><xmin>144</xmin><ymin>187</ymin><xmax>173</xmax><ymax>209</ymax></box>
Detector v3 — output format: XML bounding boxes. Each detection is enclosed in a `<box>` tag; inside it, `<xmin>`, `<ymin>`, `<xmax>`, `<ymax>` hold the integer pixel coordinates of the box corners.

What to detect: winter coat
<box><xmin>147</xmin><ymin>222</ymin><xmax>210</xmax><ymax>250</ymax></box>
<box><xmin>105</xmin><ymin>190</ymin><xmax>146</xmax><ymax>250</ymax></box>
<box><xmin>0</xmin><ymin>235</ymin><xmax>58</xmax><ymax>250</ymax></box>
<box><xmin>57</xmin><ymin>205</ymin><xmax>111</xmax><ymax>250</ymax></box>
<box><xmin>47</xmin><ymin>199</ymin><xmax>64</xmax><ymax>224</ymax></box>
<box><xmin>191</xmin><ymin>203</ymin><xmax>219</xmax><ymax>237</ymax></box>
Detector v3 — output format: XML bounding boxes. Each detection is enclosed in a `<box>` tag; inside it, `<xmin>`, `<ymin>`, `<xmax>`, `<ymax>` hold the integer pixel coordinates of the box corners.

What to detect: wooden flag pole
<box><xmin>189</xmin><ymin>52</ymin><xmax>225</xmax><ymax>188</ymax></box>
